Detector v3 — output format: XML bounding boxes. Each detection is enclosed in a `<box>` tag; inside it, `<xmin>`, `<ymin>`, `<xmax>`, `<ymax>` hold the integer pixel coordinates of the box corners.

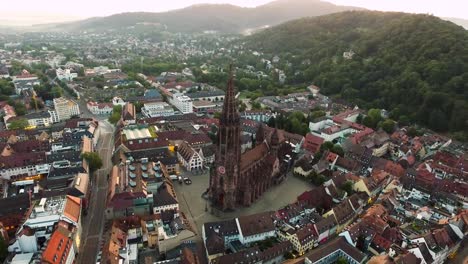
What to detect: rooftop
<box><xmin>123</xmin><ymin>126</ymin><xmax>152</xmax><ymax>140</ymax></box>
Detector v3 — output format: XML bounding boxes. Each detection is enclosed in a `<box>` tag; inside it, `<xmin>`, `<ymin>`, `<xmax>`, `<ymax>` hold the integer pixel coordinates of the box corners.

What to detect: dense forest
<box><xmin>245</xmin><ymin>11</ymin><xmax>468</xmax><ymax>140</ymax></box>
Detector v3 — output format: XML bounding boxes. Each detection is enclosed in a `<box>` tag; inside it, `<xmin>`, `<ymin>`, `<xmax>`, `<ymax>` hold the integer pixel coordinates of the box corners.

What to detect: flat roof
<box><xmin>123</xmin><ymin>127</ymin><xmax>152</xmax><ymax>140</ymax></box>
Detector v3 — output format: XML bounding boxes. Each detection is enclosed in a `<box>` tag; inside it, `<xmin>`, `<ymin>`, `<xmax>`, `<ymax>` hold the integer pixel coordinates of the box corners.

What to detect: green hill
<box><xmin>245</xmin><ymin>11</ymin><xmax>468</xmax><ymax>138</ymax></box>
<box><xmin>39</xmin><ymin>0</ymin><xmax>363</xmax><ymax>33</ymax></box>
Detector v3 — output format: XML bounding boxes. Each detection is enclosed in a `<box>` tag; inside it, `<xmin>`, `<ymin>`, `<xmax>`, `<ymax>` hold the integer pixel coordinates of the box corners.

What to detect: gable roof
<box><xmin>153</xmin><ymin>184</ymin><xmax>178</xmax><ymax>208</ymax></box>
<box><xmin>333</xmin><ymin>199</ymin><xmax>356</xmax><ymax>225</ymax></box>
<box><xmin>305</xmin><ymin>236</ymin><xmax>366</xmax><ymax>263</ymax></box>
<box><xmin>240</xmin><ymin>142</ymin><xmax>269</xmax><ymax>171</ymax></box>
<box><xmin>237</xmin><ymin>211</ymin><xmax>275</xmax><ymax>237</ymax></box>
<box><xmin>63</xmin><ymin>195</ymin><xmax>81</xmax><ymax>223</ymax></box>
<box><xmin>177</xmin><ymin>141</ymin><xmax>197</xmax><ymax>162</ymax></box>
<box><xmin>42</xmin><ymin>222</ymin><xmax>74</xmax><ymax>264</ymax></box>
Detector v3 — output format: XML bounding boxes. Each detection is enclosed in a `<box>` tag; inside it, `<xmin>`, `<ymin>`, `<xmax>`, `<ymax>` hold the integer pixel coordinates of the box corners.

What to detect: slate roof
<box><xmin>333</xmin><ymin>199</ymin><xmax>356</xmax><ymax>225</ymax></box>
<box><xmin>0</xmin><ymin>152</ymin><xmax>46</xmax><ymax>168</ymax></box>
<box><xmin>46</xmin><ymin>151</ymin><xmax>81</xmax><ymax>163</ymax></box>
<box><xmin>205</xmin><ymin>233</ymin><xmax>225</xmax><ymax>255</ymax></box>
<box><xmin>204</xmin><ymin>219</ymin><xmax>239</xmax><ymax>238</ymax></box>
<box><xmin>0</xmin><ymin>193</ymin><xmax>30</xmax><ymax>216</ymax></box>
<box><xmin>304</xmin><ymin>236</ymin><xmax>366</xmax><ymax>263</ymax></box>
<box><xmin>237</xmin><ymin>211</ymin><xmax>275</xmax><ymax>237</ymax></box>
<box><xmin>212</xmin><ymin>247</ymin><xmax>262</xmax><ymax>264</ymax></box>
<box><xmin>48</xmin><ymin>167</ymin><xmax>86</xmax><ymax>179</ymax></box>
<box><xmin>153</xmin><ymin>184</ymin><xmax>178</xmax><ymax>207</ymax></box>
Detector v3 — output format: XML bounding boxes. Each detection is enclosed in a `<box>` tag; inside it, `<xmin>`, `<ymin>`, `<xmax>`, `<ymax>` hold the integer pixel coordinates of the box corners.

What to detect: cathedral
<box><xmin>208</xmin><ymin>71</ymin><xmax>292</xmax><ymax>211</ymax></box>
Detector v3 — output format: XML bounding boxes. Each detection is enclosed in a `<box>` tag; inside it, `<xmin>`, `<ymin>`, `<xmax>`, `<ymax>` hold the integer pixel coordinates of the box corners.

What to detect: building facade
<box><xmin>142</xmin><ymin>102</ymin><xmax>175</xmax><ymax>117</ymax></box>
<box><xmin>208</xmin><ymin>71</ymin><xmax>291</xmax><ymax>211</ymax></box>
<box><xmin>169</xmin><ymin>93</ymin><xmax>193</xmax><ymax>114</ymax></box>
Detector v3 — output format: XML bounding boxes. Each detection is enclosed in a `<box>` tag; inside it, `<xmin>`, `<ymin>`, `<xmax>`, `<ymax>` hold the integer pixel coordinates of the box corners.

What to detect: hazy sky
<box><xmin>1</xmin><ymin>0</ymin><xmax>467</xmax><ymax>25</ymax></box>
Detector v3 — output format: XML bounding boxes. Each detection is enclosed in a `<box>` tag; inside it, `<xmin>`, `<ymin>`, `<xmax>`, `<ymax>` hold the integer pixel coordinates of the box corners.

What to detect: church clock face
<box><xmin>218</xmin><ymin>166</ymin><xmax>226</xmax><ymax>174</ymax></box>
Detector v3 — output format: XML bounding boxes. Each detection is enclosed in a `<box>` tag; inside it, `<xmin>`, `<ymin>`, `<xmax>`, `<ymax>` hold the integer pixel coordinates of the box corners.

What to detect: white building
<box><xmin>49</xmin><ymin>110</ymin><xmax>59</xmax><ymax>123</ymax></box>
<box><xmin>0</xmin><ymin>159</ymin><xmax>50</xmax><ymax>180</ymax></box>
<box><xmin>53</xmin><ymin>97</ymin><xmax>80</xmax><ymax>121</ymax></box>
<box><xmin>56</xmin><ymin>68</ymin><xmax>78</xmax><ymax>81</ymax></box>
<box><xmin>87</xmin><ymin>101</ymin><xmax>113</xmax><ymax>115</ymax></box>
<box><xmin>85</xmin><ymin>66</ymin><xmax>121</xmax><ymax>76</ymax></box>
<box><xmin>10</xmin><ymin>196</ymin><xmax>67</xmax><ymax>253</ymax></box>
<box><xmin>10</xmin><ymin>195</ymin><xmax>81</xmax><ymax>255</ymax></box>
<box><xmin>112</xmin><ymin>97</ymin><xmax>126</xmax><ymax>107</ymax></box>
<box><xmin>177</xmin><ymin>142</ymin><xmax>204</xmax><ymax>171</ymax></box>
<box><xmin>169</xmin><ymin>93</ymin><xmax>193</xmax><ymax>114</ymax></box>
<box><xmin>236</xmin><ymin>212</ymin><xmax>276</xmax><ymax>245</ymax></box>
<box><xmin>11</xmin><ymin>111</ymin><xmax>55</xmax><ymax>128</ymax></box>
<box><xmin>309</xmin><ymin>119</ymin><xmax>357</xmax><ymax>142</ymax></box>
<box><xmin>142</xmin><ymin>102</ymin><xmax>175</xmax><ymax>118</ymax></box>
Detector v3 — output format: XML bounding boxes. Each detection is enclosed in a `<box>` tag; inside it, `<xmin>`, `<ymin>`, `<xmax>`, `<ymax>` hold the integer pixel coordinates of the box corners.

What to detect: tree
<box><xmin>51</xmin><ymin>86</ymin><xmax>63</xmax><ymax>98</ymax></box>
<box><xmin>341</xmin><ymin>181</ymin><xmax>354</xmax><ymax>195</ymax></box>
<box><xmin>336</xmin><ymin>257</ymin><xmax>348</xmax><ymax>264</ymax></box>
<box><xmin>309</xmin><ymin>110</ymin><xmax>326</xmax><ymax>120</ymax></box>
<box><xmin>398</xmin><ymin>115</ymin><xmax>410</xmax><ymax>126</ymax></box>
<box><xmin>8</xmin><ymin>118</ymin><xmax>29</xmax><ymax>130</ymax></box>
<box><xmin>380</xmin><ymin>119</ymin><xmax>396</xmax><ymax>134</ymax></box>
<box><xmin>13</xmin><ymin>102</ymin><xmax>27</xmax><ymax>116</ymax></box>
<box><xmin>108</xmin><ymin>105</ymin><xmax>123</xmax><ymax>124</ymax></box>
<box><xmin>356</xmin><ymin>114</ymin><xmax>363</xmax><ymax>124</ymax></box>
<box><xmin>81</xmin><ymin>152</ymin><xmax>103</xmax><ymax>172</ymax></box>
<box><xmin>213</xmin><ymin>112</ymin><xmax>222</xmax><ymax>119</ymax></box>
<box><xmin>251</xmin><ymin>101</ymin><xmax>262</xmax><ymax>110</ymax></box>
<box><xmin>429</xmin><ymin>109</ymin><xmax>448</xmax><ymax>132</ymax></box>
<box><xmin>331</xmin><ymin>144</ymin><xmax>344</xmax><ymax>157</ymax></box>
<box><xmin>320</xmin><ymin>141</ymin><xmax>335</xmax><ymax>152</ymax></box>
<box><xmin>366</xmin><ymin>108</ymin><xmax>382</xmax><ymax>128</ymax></box>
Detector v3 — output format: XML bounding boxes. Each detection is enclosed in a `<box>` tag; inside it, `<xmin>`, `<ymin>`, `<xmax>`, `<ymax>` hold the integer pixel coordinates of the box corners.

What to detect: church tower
<box><xmin>209</xmin><ymin>67</ymin><xmax>241</xmax><ymax>211</ymax></box>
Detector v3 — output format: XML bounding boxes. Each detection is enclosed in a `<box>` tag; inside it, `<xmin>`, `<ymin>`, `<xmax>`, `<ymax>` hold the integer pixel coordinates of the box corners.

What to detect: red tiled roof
<box><xmin>304</xmin><ymin>133</ymin><xmax>324</xmax><ymax>153</ymax></box>
<box><xmin>372</xmin><ymin>234</ymin><xmax>392</xmax><ymax>251</ymax></box>
<box><xmin>42</xmin><ymin>223</ymin><xmax>74</xmax><ymax>264</ymax></box>
<box><xmin>63</xmin><ymin>195</ymin><xmax>81</xmax><ymax>223</ymax></box>
<box><xmin>107</xmin><ymin>192</ymin><xmax>146</xmax><ymax>209</ymax></box>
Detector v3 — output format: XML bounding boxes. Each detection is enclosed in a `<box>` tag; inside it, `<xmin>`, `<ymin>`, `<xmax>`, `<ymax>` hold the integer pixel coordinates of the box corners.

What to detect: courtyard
<box><xmin>173</xmin><ymin>171</ymin><xmax>314</xmax><ymax>241</ymax></box>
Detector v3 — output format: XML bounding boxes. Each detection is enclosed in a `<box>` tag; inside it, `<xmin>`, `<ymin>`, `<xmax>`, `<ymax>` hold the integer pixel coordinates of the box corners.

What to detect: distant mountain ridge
<box><xmin>32</xmin><ymin>0</ymin><xmax>364</xmax><ymax>33</ymax></box>
<box><xmin>444</xmin><ymin>17</ymin><xmax>468</xmax><ymax>29</ymax></box>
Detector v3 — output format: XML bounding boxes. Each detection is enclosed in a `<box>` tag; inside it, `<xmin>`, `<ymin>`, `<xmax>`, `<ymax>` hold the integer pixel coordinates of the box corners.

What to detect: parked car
<box><xmin>183</xmin><ymin>177</ymin><xmax>192</xmax><ymax>185</ymax></box>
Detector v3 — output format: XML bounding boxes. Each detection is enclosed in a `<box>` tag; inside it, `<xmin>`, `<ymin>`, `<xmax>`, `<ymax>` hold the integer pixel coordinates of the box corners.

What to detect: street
<box><xmin>77</xmin><ymin>119</ymin><xmax>114</xmax><ymax>264</ymax></box>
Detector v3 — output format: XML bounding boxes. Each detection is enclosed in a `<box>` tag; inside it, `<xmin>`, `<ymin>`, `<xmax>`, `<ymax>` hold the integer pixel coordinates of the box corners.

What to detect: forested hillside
<box><xmin>245</xmin><ymin>11</ymin><xmax>468</xmax><ymax>138</ymax></box>
<box><xmin>38</xmin><ymin>0</ymin><xmax>362</xmax><ymax>33</ymax></box>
